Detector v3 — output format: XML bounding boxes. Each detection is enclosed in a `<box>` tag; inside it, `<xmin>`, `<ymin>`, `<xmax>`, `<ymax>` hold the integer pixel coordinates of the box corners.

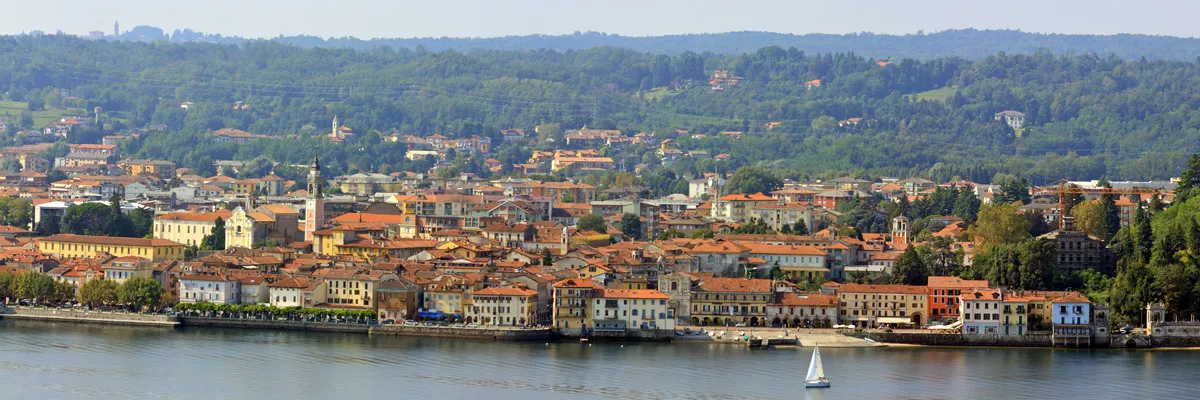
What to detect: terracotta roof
<box><xmin>776</xmin><ymin>293</ymin><xmax>837</xmax><ymax>307</ymax></box>
<box><xmin>594</xmin><ymin>289</ymin><xmax>668</xmax><ymax>299</ymax></box>
<box><xmin>474</xmin><ymin>287</ymin><xmax>538</xmax><ymax>297</ymax></box>
<box><xmin>838</xmin><ymin>283</ymin><xmax>926</xmax><ymax>295</ymax></box>
<box><xmin>40</xmin><ymin>234</ymin><xmax>183</xmax><ymax>247</ymax></box>
<box><xmin>927</xmin><ymin>276</ymin><xmax>989</xmax><ymax>289</ymax></box>
<box><xmin>738</xmin><ymin>242</ymin><xmax>825</xmax><ymax>256</ymax></box>
<box><xmin>552</xmin><ymin>277</ymin><xmax>603</xmax><ymax>289</ymax></box>
<box><xmin>696</xmin><ymin>277</ymin><xmax>772</xmax><ymax>293</ymax></box>
<box><xmin>260</xmin><ymin>204</ymin><xmax>298</xmax><ymax>214</ymax></box>
<box><xmin>155</xmin><ymin>210</ymin><xmax>233</xmax><ymax>223</ymax></box>
<box><xmin>717</xmin><ymin>193</ymin><xmax>776</xmax><ymax>202</ymax></box>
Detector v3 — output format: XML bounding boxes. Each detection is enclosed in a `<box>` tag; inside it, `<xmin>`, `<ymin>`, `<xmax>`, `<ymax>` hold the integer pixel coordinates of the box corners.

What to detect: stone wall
<box><xmin>180</xmin><ymin>316</ymin><xmax>369</xmax><ymax>333</ymax></box>
<box><xmin>585</xmin><ymin>329</ymin><xmax>674</xmax><ymax>342</ymax></box>
<box><xmin>370</xmin><ymin>325</ymin><xmax>550</xmax><ymax>340</ymax></box>
<box><xmin>1</xmin><ymin>306</ymin><xmax>179</xmax><ymax>326</ymax></box>
<box><xmin>843</xmin><ymin>331</ymin><xmax>1055</xmax><ymax>347</ymax></box>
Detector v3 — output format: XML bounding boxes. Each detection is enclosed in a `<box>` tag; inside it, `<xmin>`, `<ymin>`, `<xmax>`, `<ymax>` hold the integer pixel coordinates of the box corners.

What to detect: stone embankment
<box><xmin>842</xmin><ymin>331</ymin><xmax>1054</xmax><ymax>347</ymax></box>
<box><xmin>0</xmin><ymin>306</ymin><xmax>179</xmax><ymax>327</ymax></box>
<box><xmin>179</xmin><ymin>316</ymin><xmax>369</xmax><ymax>333</ymax></box>
<box><xmin>371</xmin><ymin>325</ymin><xmax>551</xmax><ymax>340</ymax></box>
<box><xmin>673</xmin><ymin>327</ymin><xmax>885</xmax><ymax>347</ymax></box>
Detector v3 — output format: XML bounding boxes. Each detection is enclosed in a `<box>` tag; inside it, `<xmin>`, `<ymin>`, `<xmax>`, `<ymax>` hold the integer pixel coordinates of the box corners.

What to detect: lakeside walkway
<box><xmin>0</xmin><ymin>306</ymin><xmax>180</xmax><ymax>327</ymax></box>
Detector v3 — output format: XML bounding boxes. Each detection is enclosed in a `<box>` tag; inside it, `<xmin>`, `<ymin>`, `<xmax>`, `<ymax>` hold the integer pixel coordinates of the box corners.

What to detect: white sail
<box><xmin>805</xmin><ymin>346</ymin><xmax>824</xmax><ymax>381</ymax></box>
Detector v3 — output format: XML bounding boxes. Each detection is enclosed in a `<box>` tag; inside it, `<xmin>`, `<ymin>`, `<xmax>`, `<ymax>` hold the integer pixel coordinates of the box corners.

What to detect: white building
<box><xmin>467</xmin><ymin>286</ymin><xmax>538</xmax><ymax>327</ymax></box>
<box><xmin>179</xmin><ymin>274</ymin><xmax>241</xmax><ymax>304</ymax></box>
<box><xmin>767</xmin><ymin>293</ymin><xmax>839</xmax><ymax>327</ymax></box>
<box><xmin>959</xmin><ymin>288</ymin><xmax>1002</xmax><ymax>335</ymax></box>
<box><xmin>591</xmin><ymin>288</ymin><xmax>675</xmax><ymax>331</ymax></box>
<box><xmin>268</xmin><ymin>277</ymin><xmax>327</xmax><ymax>308</ymax></box>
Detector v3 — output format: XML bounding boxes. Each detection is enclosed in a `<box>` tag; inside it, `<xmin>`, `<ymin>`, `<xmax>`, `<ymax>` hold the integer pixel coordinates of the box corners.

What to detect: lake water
<box><xmin>1</xmin><ymin>319</ymin><xmax>1196</xmax><ymax>399</ymax></box>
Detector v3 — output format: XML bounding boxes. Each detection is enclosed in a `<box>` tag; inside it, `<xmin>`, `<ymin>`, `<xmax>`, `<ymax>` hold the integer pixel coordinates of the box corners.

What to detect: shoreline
<box><xmin>7</xmin><ymin>308</ymin><xmax>1200</xmax><ymax>349</ymax></box>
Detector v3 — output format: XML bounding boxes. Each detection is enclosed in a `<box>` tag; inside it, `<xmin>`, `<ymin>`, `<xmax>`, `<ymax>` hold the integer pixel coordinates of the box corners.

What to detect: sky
<box><xmin>3</xmin><ymin>0</ymin><xmax>1197</xmax><ymax>39</ymax></box>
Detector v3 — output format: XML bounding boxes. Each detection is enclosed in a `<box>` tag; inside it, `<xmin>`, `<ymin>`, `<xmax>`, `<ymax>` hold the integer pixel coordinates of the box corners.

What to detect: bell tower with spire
<box><xmin>304</xmin><ymin>156</ymin><xmax>325</xmax><ymax>241</ymax></box>
<box><xmin>331</xmin><ymin>115</ymin><xmax>339</xmax><ymax>139</ymax></box>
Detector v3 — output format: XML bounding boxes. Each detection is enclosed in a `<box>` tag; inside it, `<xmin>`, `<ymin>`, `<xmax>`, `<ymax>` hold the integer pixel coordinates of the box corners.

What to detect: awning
<box><xmin>877</xmin><ymin>317</ymin><xmax>914</xmax><ymax>324</ymax></box>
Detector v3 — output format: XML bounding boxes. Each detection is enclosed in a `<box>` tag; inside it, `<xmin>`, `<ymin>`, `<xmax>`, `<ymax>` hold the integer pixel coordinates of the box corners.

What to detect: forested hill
<box><xmin>2</xmin><ymin>35</ymin><xmax>1200</xmax><ymax>183</ymax></box>
<box><xmin>106</xmin><ymin>27</ymin><xmax>1200</xmax><ymax>60</ymax></box>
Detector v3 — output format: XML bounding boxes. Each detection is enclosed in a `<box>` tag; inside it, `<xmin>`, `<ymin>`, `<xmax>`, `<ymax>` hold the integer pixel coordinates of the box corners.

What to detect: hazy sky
<box><xmin>4</xmin><ymin>0</ymin><xmax>1197</xmax><ymax>38</ymax></box>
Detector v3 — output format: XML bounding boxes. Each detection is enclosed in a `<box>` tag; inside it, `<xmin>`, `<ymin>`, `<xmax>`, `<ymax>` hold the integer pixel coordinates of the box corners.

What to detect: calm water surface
<box><xmin>0</xmin><ymin>320</ymin><xmax>1195</xmax><ymax>399</ymax></box>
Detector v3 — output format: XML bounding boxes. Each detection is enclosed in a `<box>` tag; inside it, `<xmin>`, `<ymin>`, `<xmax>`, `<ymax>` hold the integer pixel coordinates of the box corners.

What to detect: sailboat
<box><xmin>804</xmin><ymin>345</ymin><xmax>830</xmax><ymax>388</ymax></box>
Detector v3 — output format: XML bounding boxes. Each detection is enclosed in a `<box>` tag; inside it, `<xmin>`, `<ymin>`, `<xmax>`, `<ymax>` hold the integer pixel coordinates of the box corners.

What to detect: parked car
<box><xmin>380</xmin><ymin>319</ymin><xmax>396</xmax><ymax>325</ymax></box>
<box><xmin>465</xmin><ymin>323</ymin><xmax>478</xmax><ymax>328</ymax></box>
<box><xmin>734</xmin><ymin>323</ymin><xmax>747</xmax><ymax>327</ymax></box>
<box><xmin>403</xmin><ymin>321</ymin><xmax>420</xmax><ymax>326</ymax></box>
<box><xmin>452</xmin><ymin>322</ymin><xmax>465</xmax><ymax>327</ymax></box>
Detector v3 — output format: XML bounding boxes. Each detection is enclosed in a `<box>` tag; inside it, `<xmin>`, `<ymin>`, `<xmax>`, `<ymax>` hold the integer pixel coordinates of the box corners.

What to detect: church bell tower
<box><xmin>304</xmin><ymin>156</ymin><xmax>325</xmax><ymax>241</ymax></box>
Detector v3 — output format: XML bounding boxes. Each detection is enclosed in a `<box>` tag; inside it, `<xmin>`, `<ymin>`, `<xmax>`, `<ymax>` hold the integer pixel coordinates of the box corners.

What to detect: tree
<box><xmin>577</xmin><ymin>214</ymin><xmax>606</xmax><ymax>233</ymax></box>
<box><xmin>1071</xmin><ymin>200</ymin><xmax>1108</xmax><ymax>241</ymax></box>
<box><xmin>78</xmin><ymin>279</ymin><xmax>119</xmax><ymax>306</ymax></box>
<box><xmin>811</xmin><ymin>116</ymin><xmax>837</xmax><ymax>133</ymax></box>
<box><xmin>689</xmin><ymin>228</ymin><xmax>715</xmax><ymax>239</ymax></box>
<box><xmin>129</xmin><ymin>208</ymin><xmax>155</xmax><ymax>238</ymax></box>
<box><xmin>117</xmin><ymin>277</ymin><xmax>164</xmax><ymax>310</ymax></box>
<box><xmin>106</xmin><ymin>195</ymin><xmax>135</xmax><ymax>237</ymax></box>
<box><xmin>1177</xmin><ymin>154</ymin><xmax>1200</xmax><ymax>201</ymax></box>
<box><xmin>52</xmin><ymin>281</ymin><xmax>76</xmax><ymax>303</ymax></box>
<box><xmin>60</xmin><ymin>202</ymin><xmax>112</xmax><ymax>235</ymax></box>
<box><xmin>0</xmin><ymin>197</ymin><xmax>33</xmax><ymax>228</ymax></box>
<box><xmin>0</xmin><ymin>271</ymin><xmax>15</xmax><ymax>302</ymax></box>
<box><xmin>888</xmin><ymin>247</ymin><xmax>929</xmax><ymax>285</ymax></box>
<box><xmin>791</xmin><ymin>220</ymin><xmax>809</xmax><ymax>235</ymax></box>
<box><xmin>726</xmin><ymin>166</ymin><xmax>781</xmax><ymax>195</ymax></box>
<box><xmin>993</xmin><ymin>176</ymin><xmax>1031</xmax><ymax>205</ymax></box>
<box><xmin>973</xmin><ymin>203</ymin><xmax>1032</xmax><ymax>250</ymax></box>
<box><xmin>14</xmin><ymin>272</ymin><xmax>55</xmax><ymax>303</ymax></box>
<box><xmin>619</xmin><ymin>213</ymin><xmax>643</xmax><ymax>240</ymax></box>
<box><xmin>540</xmin><ymin>248</ymin><xmax>553</xmax><ymax>266</ymax></box>
<box><xmin>200</xmin><ymin>217</ymin><xmax>226</xmax><ymax>250</ymax></box>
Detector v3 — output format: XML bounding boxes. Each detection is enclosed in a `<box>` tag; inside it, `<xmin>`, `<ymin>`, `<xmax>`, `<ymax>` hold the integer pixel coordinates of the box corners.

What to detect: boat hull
<box><xmin>805</xmin><ymin>379</ymin><xmax>830</xmax><ymax>389</ymax></box>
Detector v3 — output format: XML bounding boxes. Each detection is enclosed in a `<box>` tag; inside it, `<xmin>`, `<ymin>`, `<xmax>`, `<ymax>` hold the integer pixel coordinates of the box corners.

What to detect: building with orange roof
<box><xmin>836</xmin><ymin>283</ymin><xmax>929</xmax><ymax>328</ymax></box>
<box><xmin>689</xmin><ymin>277</ymin><xmax>773</xmax><ymax>327</ymax></box>
<box><xmin>710</xmin><ymin>192</ymin><xmax>778</xmax><ymax>222</ymax></box>
<box><xmin>467</xmin><ymin>286</ymin><xmax>538</xmax><ymax>326</ymax></box>
<box><xmin>552</xmin><ymin>277</ymin><xmax>602</xmax><ymax>331</ymax></box>
<box><xmin>153</xmin><ymin>210</ymin><xmax>233</xmax><ymax>247</ymax></box>
<box><xmin>736</xmin><ymin>242</ymin><xmax>828</xmax><ymax>281</ymax></box>
<box><xmin>768</xmin><ymin>293</ymin><xmax>838</xmax><ymax>327</ymax></box>
<box><xmin>960</xmin><ymin>288</ymin><xmax>1002</xmax><ymax>335</ymax></box>
<box><xmin>591</xmin><ymin>288</ymin><xmax>674</xmax><ymax>331</ymax></box>
<box><xmin>268</xmin><ymin>276</ymin><xmax>328</xmax><ymax>307</ymax></box>
<box><xmin>926</xmin><ymin>276</ymin><xmax>989</xmax><ymax>322</ymax></box>
<box><xmin>750</xmin><ymin>201</ymin><xmax>814</xmax><ymax>233</ymax></box>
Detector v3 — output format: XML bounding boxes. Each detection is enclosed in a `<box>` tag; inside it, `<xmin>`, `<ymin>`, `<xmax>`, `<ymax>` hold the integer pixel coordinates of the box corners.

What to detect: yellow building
<box><xmin>836</xmin><ymin>284</ymin><xmax>928</xmax><ymax>328</ymax></box>
<box><xmin>224</xmin><ymin>207</ymin><xmax>274</xmax><ymax>249</ymax></box>
<box><xmin>321</xmin><ymin>269</ymin><xmax>392</xmax><ymax>308</ymax></box>
<box><xmin>553</xmin><ymin>277</ymin><xmax>602</xmax><ymax>330</ymax></box>
<box><xmin>1001</xmin><ymin>295</ymin><xmax>1031</xmax><ymax>336</ymax></box>
<box><xmin>117</xmin><ymin>159</ymin><xmax>177</xmax><ymax>178</ymax></box>
<box><xmin>689</xmin><ymin>277</ymin><xmax>773</xmax><ymax>327</ymax></box>
<box><xmin>38</xmin><ymin>234</ymin><xmax>185</xmax><ymax>261</ymax></box>
<box><xmin>152</xmin><ymin>210</ymin><xmax>232</xmax><ymax>247</ymax></box>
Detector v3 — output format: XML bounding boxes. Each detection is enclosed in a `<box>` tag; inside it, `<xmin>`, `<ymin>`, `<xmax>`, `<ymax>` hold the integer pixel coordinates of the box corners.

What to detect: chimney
<box><xmin>1062</xmin><ymin>215</ymin><xmax>1076</xmax><ymax>232</ymax></box>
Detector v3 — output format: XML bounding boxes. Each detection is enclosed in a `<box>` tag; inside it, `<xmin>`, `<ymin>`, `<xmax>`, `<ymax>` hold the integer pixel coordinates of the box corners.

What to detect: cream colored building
<box><xmin>467</xmin><ymin>286</ymin><xmax>538</xmax><ymax>326</ymax></box>
<box><xmin>591</xmin><ymin>288</ymin><xmax>674</xmax><ymax>331</ymax></box>
<box><xmin>836</xmin><ymin>283</ymin><xmax>928</xmax><ymax>328</ymax></box>
<box><xmin>153</xmin><ymin>210</ymin><xmax>232</xmax><ymax>247</ymax></box>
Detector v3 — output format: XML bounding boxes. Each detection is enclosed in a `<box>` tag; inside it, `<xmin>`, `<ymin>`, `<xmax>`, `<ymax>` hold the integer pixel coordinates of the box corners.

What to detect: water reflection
<box><xmin>0</xmin><ymin>320</ymin><xmax>1193</xmax><ymax>399</ymax></box>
